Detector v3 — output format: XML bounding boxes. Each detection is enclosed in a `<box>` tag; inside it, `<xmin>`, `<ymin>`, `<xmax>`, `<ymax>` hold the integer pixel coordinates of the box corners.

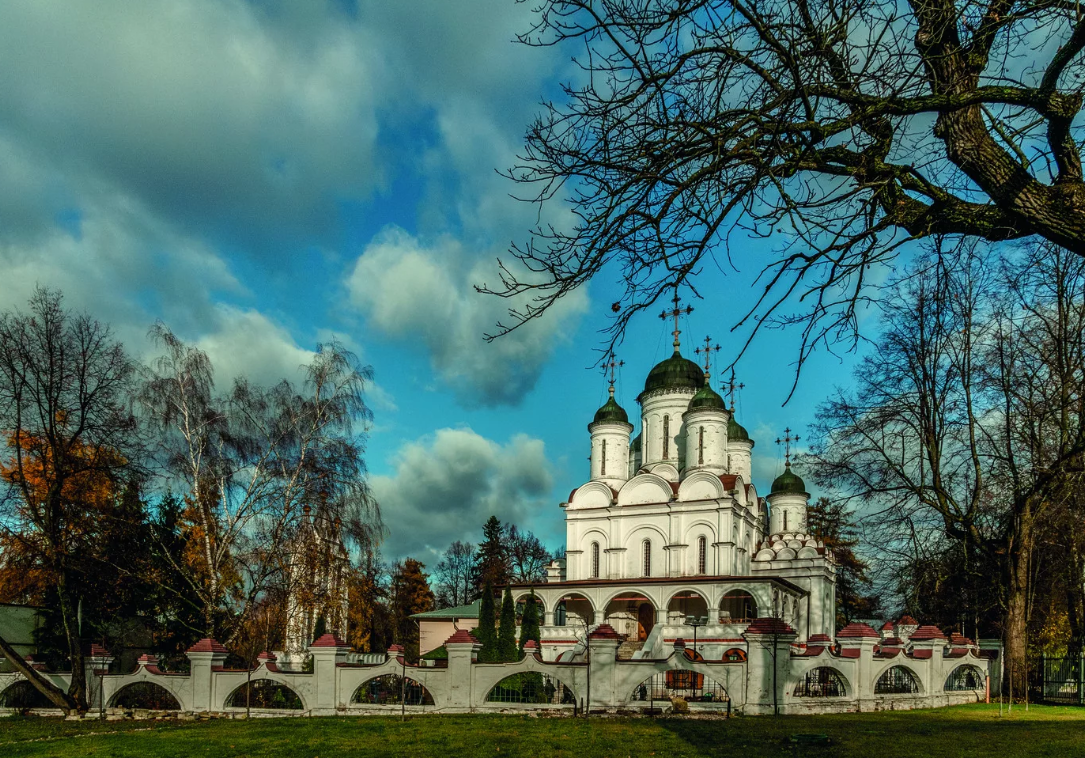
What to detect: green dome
<box><xmin>688</xmin><ymin>383</ymin><xmax>727</xmax><ymax>411</ymax></box>
<box><xmin>641</xmin><ymin>350</ymin><xmax>705</xmax><ymax>397</ymax></box>
<box><xmin>771</xmin><ymin>464</ymin><xmax>808</xmax><ymax>496</ymax></box>
<box><xmin>592</xmin><ymin>395</ymin><xmax>629</xmax><ymax>425</ymax></box>
<box><xmin>728</xmin><ymin>414</ymin><xmax>752</xmax><ymax>443</ymax></box>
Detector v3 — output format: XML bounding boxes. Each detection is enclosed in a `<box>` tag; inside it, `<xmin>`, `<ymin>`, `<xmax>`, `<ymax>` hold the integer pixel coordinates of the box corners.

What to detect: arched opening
<box><xmin>109</xmin><ymin>682</ymin><xmax>181</xmax><ymax>710</ymax></box>
<box><xmin>604</xmin><ymin>592</ymin><xmax>656</xmax><ymax>642</ymax></box>
<box><xmin>666</xmin><ymin>590</ymin><xmax>709</xmax><ymax>626</ymax></box>
<box><xmin>486</xmin><ymin>672</ymin><xmax>576</xmax><ymax>705</ymax></box>
<box><xmin>630</xmin><ymin>669</ymin><xmax>729</xmax><ymax>705</ymax></box>
<box><xmin>697</xmin><ymin>536</ymin><xmax>707</xmax><ymax>574</ymax></box>
<box><xmin>352</xmin><ymin>674</ymin><xmax>434</xmax><ymax>706</ymax></box>
<box><xmin>794</xmin><ymin>667</ymin><xmax>847</xmax><ymax>697</ymax></box>
<box><xmin>875</xmin><ymin>666</ymin><xmax>920</xmax><ymax>695</ymax></box>
<box><xmin>554</xmin><ymin>593</ymin><xmax>594</xmax><ymax>627</ymax></box>
<box><xmin>225</xmin><ymin>679</ymin><xmax>303</xmax><ymax>710</ymax></box>
<box><xmin>945</xmin><ymin>665</ymin><xmax>986</xmax><ymax>691</ymax></box>
<box><xmin>719</xmin><ymin>590</ymin><xmax>758</xmax><ymax>622</ymax></box>
<box><xmin>590</xmin><ymin>541</ymin><xmax>600</xmax><ymax>578</ymax></box>
<box><xmin>0</xmin><ymin>680</ymin><xmax>54</xmax><ymax>709</ymax></box>
<box><xmin>642</xmin><ymin>539</ymin><xmax>652</xmax><ymax>576</ymax></box>
<box><xmin>721</xmin><ymin>648</ymin><xmax>747</xmax><ymax>662</ymax></box>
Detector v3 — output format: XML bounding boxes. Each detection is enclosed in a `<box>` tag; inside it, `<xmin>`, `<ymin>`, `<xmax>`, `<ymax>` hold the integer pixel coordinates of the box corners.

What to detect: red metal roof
<box><xmin>908</xmin><ymin>625</ymin><xmax>947</xmax><ymax>641</ymax></box>
<box><xmin>744</xmin><ymin>617</ymin><xmax>796</xmax><ymax>635</ymax></box>
<box><xmin>444</xmin><ymin>629</ymin><xmax>480</xmax><ymax>645</ymax></box>
<box><xmin>837</xmin><ymin>623</ymin><xmax>880</xmax><ymax>639</ymax></box>
<box><xmin>187</xmin><ymin>638</ymin><xmax>228</xmax><ymax>654</ymax></box>
<box><xmin>311</xmin><ymin>633</ymin><xmax>350</xmax><ymax>648</ymax></box>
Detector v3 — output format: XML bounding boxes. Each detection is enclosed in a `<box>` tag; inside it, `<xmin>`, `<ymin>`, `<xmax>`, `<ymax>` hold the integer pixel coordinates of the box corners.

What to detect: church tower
<box><xmin>588</xmin><ymin>356</ymin><xmax>632</xmax><ymax>488</ymax></box>
<box><xmin>768</xmin><ymin>429</ymin><xmax>809</xmax><ymax>533</ymax></box>
<box><xmin>683</xmin><ymin>337</ymin><xmax>729</xmax><ymax>475</ymax></box>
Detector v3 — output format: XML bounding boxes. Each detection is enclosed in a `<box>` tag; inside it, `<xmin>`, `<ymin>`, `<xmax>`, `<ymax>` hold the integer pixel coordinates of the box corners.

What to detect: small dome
<box><xmin>641</xmin><ymin>350</ymin><xmax>704</xmax><ymax>397</ymax></box>
<box><xmin>771</xmin><ymin>464</ymin><xmax>808</xmax><ymax>496</ymax></box>
<box><xmin>688</xmin><ymin>383</ymin><xmax>727</xmax><ymax>411</ymax></box>
<box><xmin>728</xmin><ymin>414</ymin><xmax>751</xmax><ymax>443</ymax></box>
<box><xmin>592</xmin><ymin>395</ymin><xmax>629</xmax><ymax>425</ymax></box>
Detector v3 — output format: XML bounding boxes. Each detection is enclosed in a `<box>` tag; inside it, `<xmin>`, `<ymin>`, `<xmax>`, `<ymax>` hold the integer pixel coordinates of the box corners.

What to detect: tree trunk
<box><xmin>1003</xmin><ymin>509</ymin><xmax>1034</xmax><ymax>698</ymax></box>
<box><xmin>56</xmin><ymin>567</ymin><xmax>89</xmax><ymax>712</ymax></box>
<box><xmin>0</xmin><ymin>632</ymin><xmax>79</xmax><ymax>713</ymax></box>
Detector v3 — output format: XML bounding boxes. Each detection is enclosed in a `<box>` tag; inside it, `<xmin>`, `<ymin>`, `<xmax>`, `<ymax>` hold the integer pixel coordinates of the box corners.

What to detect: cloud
<box><xmin>195</xmin><ymin>306</ymin><xmax>315</xmax><ymax>388</ymax></box>
<box><xmin>347</xmin><ymin>227</ymin><xmax>588</xmax><ymax>407</ymax></box>
<box><xmin>371</xmin><ymin>428</ymin><xmax>555</xmax><ymax>561</ymax></box>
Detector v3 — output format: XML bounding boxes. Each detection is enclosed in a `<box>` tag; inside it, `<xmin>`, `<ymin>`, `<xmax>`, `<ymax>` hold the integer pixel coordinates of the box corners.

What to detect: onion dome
<box><xmin>641</xmin><ymin>350</ymin><xmax>705</xmax><ymax>397</ymax></box>
<box><xmin>592</xmin><ymin>395</ymin><xmax>629</xmax><ymax>425</ymax></box>
<box><xmin>728</xmin><ymin>413</ymin><xmax>751</xmax><ymax>443</ymax></box>
<box><xmin>688</xmin><ymin>382</ymin><xmax>727</xmax><ymax>411</ymax></box>
<box><xmin>771</xmin><ymin>463</ymin><xmax>808</xmax><ymax>496</ymax></box>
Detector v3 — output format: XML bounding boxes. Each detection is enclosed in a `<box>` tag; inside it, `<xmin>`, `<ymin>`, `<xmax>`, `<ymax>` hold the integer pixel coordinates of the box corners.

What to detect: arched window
<box><xmin>783</xmin><ymin>510</ymin><xmax>789</xmax><ymax>531</ymax></box>
<box><xmin>642</xmin><ymin>539</ymin><xmax>652</xmax><ymax>576</ymax></box>
<box><xmin>945</xmin><ymin>665</ymin><xmax>985</xmax><ymax>691</ymax></box>
<box><xmin>352</xmin><ymin>674</ymin><xmax>434</xmax><ymax>706</ymax></box>
<box><xmin>110</xmin><ymin>682</ymin><xmax>181</xmax><ymax>710</ymax></box>
<box><xmin>226</xmin><ymin>680</ymin><xmax>303</xmax><ymax>710</ymax></box>
<box><xmin>601</xmin><ymin>439</ymin><xmax>607</xmax><ymax>475</ymax></box>
<box><xmin>0</xmin><ymin>680</ymin><xmax>53</xmax><ymax>708</ymax></box>
<box><xmin>590</xmin><ymin>542</ymin><xmax>600</xmax><ymax>579</ymax></box>
<box><xmin>697</xmin><ymin>536</ymin><xmax>707</xmax><ymax>575</ymax></box>
<box><xmin>698</xmin><ymin>427</ymin><xmax>704</xmax><ymax>464</ymax></box>
<box><xmin>487</xmin><ymin>672</ymin><xmax>575</xmax><ymax>704</ymax></box>
<box><xmin>663</xmin><ymin>415</ymin><xmax>670</xmax><ymax>458</ymax></box>
<box><xmin>875</xmin><ymin>666</ymin><xmax>920</xmax><ymax>694</ymax></box>
<box><xmin>795</xmin><ymin>668</ymin><xmax>847</xmax><ymax>697</ymax></box>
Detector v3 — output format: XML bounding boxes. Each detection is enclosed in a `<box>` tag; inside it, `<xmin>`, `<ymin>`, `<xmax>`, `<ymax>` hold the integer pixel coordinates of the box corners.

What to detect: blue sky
<box><xmin>0</xmin><ymin>1</ymin><xmax>869</xmax><ymax>563</ymax></box>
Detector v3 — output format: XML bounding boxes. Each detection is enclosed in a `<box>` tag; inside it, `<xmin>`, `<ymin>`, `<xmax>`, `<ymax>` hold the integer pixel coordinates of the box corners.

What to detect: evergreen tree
<box><xmin>498</xmin><ymin>586</ymin><xmax>517</xmax><ymax>662</ymax></box>
<box><xmin>389</xmin><ymin>558</ymin><xmax>434</xmax><ymax>663</ymax></box>
<box><xmin>312</xmin><ymin>614</ymin><xmax>327</xmax><ymax>642</ymax></box>
<box><xmin>475</xmin><ymin>581</ymin><xmax>497</xmax><ymax>662</ymax></box>
<box><xmin>807</xmin><ymin>497</ymin><xmax>880</xmax><ymax>626</ymax></box>
<box><xmin>518</xmin><ymin>592</ymin><xmax>541</xmax><ymax>655</ymax></box>
<box><xmin>475</xmin><ymin>516</ymin><xmax>509</xmax><ymax>592</ymax></box>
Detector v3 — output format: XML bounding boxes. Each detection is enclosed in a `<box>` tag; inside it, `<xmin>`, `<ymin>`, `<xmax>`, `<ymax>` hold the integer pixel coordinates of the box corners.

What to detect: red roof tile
<box><xmin>589</xmin><ymin>623</ymin><xmax>622</xmax><ymax>639</ymax></box>
<box><xmin>908</xmin><ymin>625</ymin><xmax>947</xmax><ymax>641</ymax></box>
<box><xmin>187</xmin><ymin>638</ymin><xmax>228</xmax><ymax>654</ymax></box>
<box><xmin>257</xmin><ymin>651</ymin><xmax>278</xmax><ymax>660</ymax></box>
<box><xmin>837</xmin><ymin>623</ymin><xmax>880</xmax><ymax>639</ymax></box>
<box><xmin>808</xmin><ymin>633</ymin><xmax>833</xmax><ymax>644</ymax></box>
<box><xmin>311</xmin><ymin>633</ymin><xmax>349</xmax><ymax>648</ymax></box>
<box><xmin>744</xmin><ymin>617</ymin><xmax>796</xmax><ymax>635</ymax></box>
<box><xmin>897</xmin><ymin>615</ymin><xmax>918</xmax><ymax>626</ymax></box>
<box><xmin>444</xmin><ymin>629</ymin><xmax>480</xmax><ymax>645</ymax></box>
<box><xmin>880</xmin><ymin>621</ymin><xmax>894</xmax><ymax>631</ymax></box>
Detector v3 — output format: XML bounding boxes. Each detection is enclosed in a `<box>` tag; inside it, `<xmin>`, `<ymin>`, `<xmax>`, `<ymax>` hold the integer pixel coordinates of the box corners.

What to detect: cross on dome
<box><xmin>658</xmin><ymin>290</ymin><xmax>694</xmax><ymax>353</ymax></box>
<box><xmin>723</xmin><ymin>369</ymin><xmax>745</xmax><ymax>410</ymax></box>
<box><xmin>604</xmin><ymin>353</ymin><xmax>624</xmax><ymax>397</ymax></box>
<box><xmin>776</xmin><ymin>427</ymin><xmax>800</xmax><ymax>465</ymax></box>
<box><xmin>694</xmin><ymin>336</ymin><xmax>720</xmax><ymax>380</ymax></box>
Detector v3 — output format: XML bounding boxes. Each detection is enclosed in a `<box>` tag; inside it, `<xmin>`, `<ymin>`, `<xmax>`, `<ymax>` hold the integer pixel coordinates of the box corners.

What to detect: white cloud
<box><xmin>195</xmin><ymin>306</ymin><xmax>315</xmax><ymax>388</ymax></box>
<box><xmin>347</xmin><ymin>227</ymin><xmax>588</xmax><ymax>407</ymax></box>
<box><xmin>371</xmin><ymin>428</ymin><xmax>555</xmax><ymax>561</ymax></box>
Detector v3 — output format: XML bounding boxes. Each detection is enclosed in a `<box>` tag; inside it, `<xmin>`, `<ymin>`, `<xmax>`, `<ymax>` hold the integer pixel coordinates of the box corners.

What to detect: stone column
<box><xmin>309</xmin><ymin>633</ymin><xmax>351</xmax><ymax>714</ymax></box>
<box><xmin>185</xmin><ymin>639</ymin><xmax>228</xmax><ymax>712</ymax></box>
<box><xmin>586</xmin><ymin>624</ymin><xmax>622</xmax><ymax>709</ymax></box>
<box><xmin>85</xmin><ymin>644</ymin><xmax>114</xmax><ymax>711</ymax></box>
<box><xmin>743</xmin><ymin>618</ymin><xmax>798</xmax><ymax>715</ymax></box>
<box><xmin>444</xmin><ymin>630</ymin><xmax>481</xmax><ymax>711</ymax></box>
<box><xmin>836</xmin><ymin>623</ymin><xmax>881</xmax><ymax>708</ymax></box>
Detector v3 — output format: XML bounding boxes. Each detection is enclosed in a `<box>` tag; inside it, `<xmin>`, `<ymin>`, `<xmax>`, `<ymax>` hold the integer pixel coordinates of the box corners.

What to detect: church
<box><xmin>511</xmin><ymin>304</ymin><xmax>836</xmax><ymax>663</ymax></box>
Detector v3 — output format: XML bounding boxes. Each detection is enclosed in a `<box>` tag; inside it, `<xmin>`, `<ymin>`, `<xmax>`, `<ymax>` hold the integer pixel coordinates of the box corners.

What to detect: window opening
<box><xmin>590</xmin><ymin>542</ymin><xmax>600</xmax><ymax>579</ymax></box>
<box><xmin>601</xmin><ymin>439</ymin><xmax>606</xmax><ymax>476</ymax></box>
<box><xmin>698</xmin><ymin>427</ymin><xmax>704</xmax><ymax>464</ymax></box>
<box><xmin>663</xmin><ymin>416</ymin><xmax>670</xmax><ymax>458</ymax></box>
<box><xmin>642</xmin><ymin>539</ymin><xmax>651</xmax><ymax>576</ymax></box>
<box><xmin>794</xmin><ymin>668</ymin><xmax>847</xmax><ymax>697</ymax></box>
<box><xmin>697</xmin><ymin>537</ymin><xmax>707</xmax><ymax>575</ymax></box>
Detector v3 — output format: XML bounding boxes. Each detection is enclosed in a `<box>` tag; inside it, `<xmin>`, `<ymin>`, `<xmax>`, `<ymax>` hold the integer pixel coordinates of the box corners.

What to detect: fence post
<box><xmin>1079</xmin><ymin>651</ymin><xmax>1084</xmax><ymax>706</ymax></box>
<box><xmin>1039</xmin><ymin>653</ymin><xmax>1045</xmax><ymax>703</ymax></box>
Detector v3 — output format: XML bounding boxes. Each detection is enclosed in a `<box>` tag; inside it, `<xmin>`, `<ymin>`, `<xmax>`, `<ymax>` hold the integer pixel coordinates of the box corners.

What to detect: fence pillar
<box><xmin>309</xmin><ymin>634</ymin><xmax>351</xmax><ymax>715</ymax></box>
<box><xmin>84</xmin><ymin>645</ymin><xmax>114</xmax><ymax>711</ymax></box>
<box><xmin>185</xmin><ymin>639</ymin><xmax>228</xmax><ymax>712</ymax></box>
<box><xmin>1079</xmin><ymin>650</ymin><xmax>1084</xmax><ymax>706</ymax></box>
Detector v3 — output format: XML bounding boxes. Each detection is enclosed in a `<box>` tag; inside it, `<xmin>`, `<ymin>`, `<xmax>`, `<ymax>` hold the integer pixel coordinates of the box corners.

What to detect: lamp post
<box><xmin>685</xmin><ymin>615</ymin><xmax>708</xmax><ymax>701</ymax></box>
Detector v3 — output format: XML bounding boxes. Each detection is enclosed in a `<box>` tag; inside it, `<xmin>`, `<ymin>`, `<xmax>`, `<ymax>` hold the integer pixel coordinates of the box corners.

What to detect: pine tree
<box><xmin>475</xmin><ymin>516</ymin><xmax>510</xmax><ymax>592</ymax></box>
<box><xmin>518</xmin><ymin>592</ymin><xmax>541</xmax><ymax>655</ymax></box>
<box><xmin>389</xmin><ymin>558</ymin><xmax>434</xmax><ymax>663</ymax></box>
<box><xmin>498</xmin><ymin>586</ymin><xmax>517</xmax><ymax>662</ymax></box>
<box><xmin>475</xmin><ymin>581</ymin><xmax>497</xmax><ymax>662</ymax></box>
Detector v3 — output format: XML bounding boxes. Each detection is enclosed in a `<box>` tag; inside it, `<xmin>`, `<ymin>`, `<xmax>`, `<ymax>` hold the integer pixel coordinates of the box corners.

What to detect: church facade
<box><xmin>512</xmin><ymin>332</ymin><xmax>836</xmax><ymax>664</ymax></box>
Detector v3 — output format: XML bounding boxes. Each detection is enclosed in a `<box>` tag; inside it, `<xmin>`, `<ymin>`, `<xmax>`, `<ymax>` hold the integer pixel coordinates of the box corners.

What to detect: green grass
<box><xmin>1</xmin><ymin>704</ymin><xmax>1083</xmax><ymax>757</ymax></box>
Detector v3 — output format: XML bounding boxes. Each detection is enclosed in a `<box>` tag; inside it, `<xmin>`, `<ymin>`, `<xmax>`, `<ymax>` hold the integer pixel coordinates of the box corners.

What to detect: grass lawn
<box><xmin>0</xmin><ymin>703</ymin><xmax>1083</xmax><ymax>757</ymax></box>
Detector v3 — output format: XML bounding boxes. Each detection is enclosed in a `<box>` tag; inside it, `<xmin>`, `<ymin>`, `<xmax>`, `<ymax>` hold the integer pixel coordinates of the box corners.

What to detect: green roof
<box><xmin>640</xmin><ymin>350</ymin><xmax>704</xmax><ymax>397</ymax></box>
<box><xmin>410</xmin><ymin>600</ymin><xmax>480</xmax><ymax>620</ymax></box>
<box><xmin>771</xmin><ymin>464</ymin><xmax>808</xmax><ymax>496</ymax></box>
<box><xmin>688</xmin><ymin>383</ymin><xmax>727</xmax><ymax>411</ymax></box>
<box><xmin>592</xmin><ymin>394</ymin><xmax>629</xmax><ymax>425</ymax></box>
<box><xmin>728</xmin><ymin>413</ymin><xmax>752</xmax><ymax>444</ymax></box>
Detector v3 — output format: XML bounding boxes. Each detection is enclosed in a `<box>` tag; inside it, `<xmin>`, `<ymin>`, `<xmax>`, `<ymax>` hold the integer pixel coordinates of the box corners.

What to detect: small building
<box><xmin>0</xmin><ymin>603</ymin><xmax>43</xmax><ymax>672</ymax></box>
<box><xmin>412</xmin><ymin>601</ymin><xmax>480</xmax><ymax>656</ymax></box>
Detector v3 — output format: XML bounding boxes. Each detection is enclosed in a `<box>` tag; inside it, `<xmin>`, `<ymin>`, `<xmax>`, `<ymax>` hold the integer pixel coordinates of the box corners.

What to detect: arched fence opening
<box><xmin>721</xmin><ymin>648</ymin><xmax>747</xmax><ymax>662</ymax></box>
<box><xmin>486</xmin><ymin>672</ymin><xmax>575</xmax><ymax>705</ymax></box>
<box><xmin>352</xmin><ymin>674</ymin><xmax>434</xmax><ymax>706</ymax></box>
<box><xmin>794</xmin><ymin>667</ymin><xmax>847</xmax><ymax>697</ymax></box>
<box><xmin>109</xmin><ymin>682</ymin><xmax>181</xmax><ymax>710</ymax></box>
<box><xmin>630</xmin><ymin>670</ymin><xmax>729</xmax><ymax>706</ymax></box>
<box><xmin>0</xmin><ymin>680</ymin><xmax>54</xmax><ymax>709</ymax></box>
<box><xmin>875</xmin><ymin>666</ymin><xmax>921</xmax><ymax>695</ymax></box>
<box><xmin>945</xmin><ymin>665</ymin><xmax>986</xmax><ymax>691</ymax></box>
<box><xmin>226</xmin><ymin>679</ymin><xmax>303</xmax><ymax>709</ymax></box>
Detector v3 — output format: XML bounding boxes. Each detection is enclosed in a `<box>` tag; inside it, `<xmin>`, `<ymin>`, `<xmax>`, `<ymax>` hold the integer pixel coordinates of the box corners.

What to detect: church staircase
<box><xmin>616</xmin><ymin>638</ymin><xmax>645</xmax><ymax>660</ymax></box>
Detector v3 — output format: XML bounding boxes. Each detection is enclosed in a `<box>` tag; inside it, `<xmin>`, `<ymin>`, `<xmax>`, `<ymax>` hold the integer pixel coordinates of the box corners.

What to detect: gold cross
<box><xmin>604</xmin><ymin>353</ymin><xmax>624</xmax><ymax>396</ymax></box>
<box><xmin>722</xmin><ymin>369</ymin><xmax>745</xmax><ymax>410</ymax></box>
<box><xmin>775</xmin><ymin>427</ymin><xmax>800</xmax><ymax>465</ymax></box>
<box><xmin>694</xmin><ymin>336</ymin><xmax>721</xmax><ymax>379</ymax></box>
<box><xmin>658</xmin><ymin>290</ymin><xmax>694</xmax><ymax>352</ymax></box>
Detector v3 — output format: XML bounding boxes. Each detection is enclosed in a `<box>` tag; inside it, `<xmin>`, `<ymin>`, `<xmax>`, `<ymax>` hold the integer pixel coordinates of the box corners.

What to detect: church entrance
<box><xmin>637</xmin><ymin>603</ymin><xmax>654</xmax><ymax>641</ymax></box>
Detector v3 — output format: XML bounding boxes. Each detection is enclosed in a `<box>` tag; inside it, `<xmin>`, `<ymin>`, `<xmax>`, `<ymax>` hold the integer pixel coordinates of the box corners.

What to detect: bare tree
<box><xmin>0</xmin><ymin>288</ymin><xmax>137</xmax><ymax>713</ymax></box>
<box><xmin>806</xmin><ymin>239</ymin><xmax>1085</xmax><ymax>693</ymax></box>
<box><xmin>433</xmin><ymin>540</ymin><xmax>477</xmax><ymax>608</ymax></box>
<box><xmin>504</xmin><ymin>525</ymin><xmax>552</xmax><ymax>584</ymax></box>
<box><xmin>487</xmin><ymin>0</ymin><xmax>1085</xmax><ymax>379</ymax></box>
<box><xmin>139</xmin><ymin>326</ymin><xmax>380</xmax><ymax>643</ymax></box>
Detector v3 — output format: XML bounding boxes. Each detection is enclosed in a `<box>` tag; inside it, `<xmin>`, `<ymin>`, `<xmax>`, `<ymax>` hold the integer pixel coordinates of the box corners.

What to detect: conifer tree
<box><xmin>476</xmin><ymin>516</ymin><xmax>510</xmax><ymax>592</ymax></box>
<box><xmin>518</xmin><ymin>592</ymin><xmax>540</xmax><ymax>655</ymax></box>
<box><xmin>475</xmin><ymin>581</ymin><xmax>497</xmax><ymax>662</ymax></box>
<box><xmin>498</xmin><ymin>586</ymin><xmax>518</xmax><ymax>662</ymax></box>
